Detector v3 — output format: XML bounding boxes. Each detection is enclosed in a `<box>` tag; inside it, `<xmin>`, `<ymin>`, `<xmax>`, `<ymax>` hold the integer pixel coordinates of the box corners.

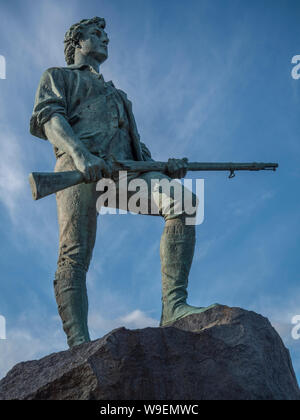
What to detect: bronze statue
<box><xmin>30</xmin><ymin>17</ymin><xmax>277</xmax><ymax>348</ymax></box>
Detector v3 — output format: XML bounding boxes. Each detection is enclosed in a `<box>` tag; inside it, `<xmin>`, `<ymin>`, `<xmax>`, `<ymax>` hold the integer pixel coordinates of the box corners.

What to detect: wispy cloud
<box><xmin>1</xmin><ymin>1</ymin><xmax>79</xmax><ymax>71</ymax></box>
<box><xmin>89</xmin><ymin>308</ymin><xmax>158</xmax><ymax>339</ymax></box>
<box><xmin>0</xmin><ymin>127</ymin><xmax>58</xmax><ymax>263</ymax></box>
<box><xmin>0</xmin><ymin>127</ymin><xmax>27</xmax><ymax>218</ymax></box>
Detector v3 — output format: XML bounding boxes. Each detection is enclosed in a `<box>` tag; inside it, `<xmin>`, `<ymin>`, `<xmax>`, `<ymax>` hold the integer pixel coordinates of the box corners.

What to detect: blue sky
<box><xmin>0</xmin><ymin>0</ymin><xmax>300</xmax><ymax>385</ymax></box>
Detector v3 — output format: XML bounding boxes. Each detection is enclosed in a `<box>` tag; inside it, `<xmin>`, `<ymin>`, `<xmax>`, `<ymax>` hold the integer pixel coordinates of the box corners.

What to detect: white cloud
<box><xmin>89</xmin><ymin>309</ymin><xmax>158</xmax><ymax>340</ymax></box>
<box><xmin>120</xmin><ymin>309</ymin><xmax>158</xmax><ymax>328</ymax></box>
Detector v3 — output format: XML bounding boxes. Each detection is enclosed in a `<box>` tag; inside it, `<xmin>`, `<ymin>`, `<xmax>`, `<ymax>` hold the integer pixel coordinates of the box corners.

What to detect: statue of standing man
<box><xmin>30</xmin><ymin>17</ymin><xmax>216</xmax><ymax>348</ymax></box>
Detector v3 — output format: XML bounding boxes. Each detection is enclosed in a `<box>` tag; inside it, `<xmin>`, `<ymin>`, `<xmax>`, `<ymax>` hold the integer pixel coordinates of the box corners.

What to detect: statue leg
<box><xmin>159</xmin><ymin>214</ymin><xmax>218</xmax><ymax>326</ymax></box>
<box><xmin>54</xmin><ymin>154</ymin><xmax>97</xmax><ymax>347</ymax></box>
<box><xmin>141</xmin><ymin>171</ymin><xmax>218</xmax><ymax>326</ymax></box>
<box><xmin>54</xmin><ymin>267</ymin><xmax>90</xmax><ymax>348</ymax></box>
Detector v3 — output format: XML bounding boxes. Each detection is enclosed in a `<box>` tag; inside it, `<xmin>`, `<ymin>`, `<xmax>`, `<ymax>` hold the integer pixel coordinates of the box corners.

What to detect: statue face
<box><xmin>78</xmin><ymin>24</ymin><xmax>109</xmax><ymax>64</ymax></box>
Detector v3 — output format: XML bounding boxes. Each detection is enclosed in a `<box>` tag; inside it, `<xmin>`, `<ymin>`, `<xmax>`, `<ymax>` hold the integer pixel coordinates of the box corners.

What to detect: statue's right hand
<box><xmin>72</xmin><ymin>149</ymin><xmax>112</xmax><ymax>182</ymax></box>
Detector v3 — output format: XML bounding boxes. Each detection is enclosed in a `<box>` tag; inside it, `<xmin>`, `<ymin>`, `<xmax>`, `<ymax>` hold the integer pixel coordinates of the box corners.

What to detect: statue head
<box><xmin>64</xmin><ymin>17</ymin><xmax>109</xmax><ymax>66</ymax></box>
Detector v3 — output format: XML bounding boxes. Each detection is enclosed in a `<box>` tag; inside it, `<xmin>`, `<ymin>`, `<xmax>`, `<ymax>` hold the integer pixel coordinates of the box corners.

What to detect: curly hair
<box><xmin>64</xmin><ymin>17</ymin><xmax>106</xmax><ymax>65</ymax></box>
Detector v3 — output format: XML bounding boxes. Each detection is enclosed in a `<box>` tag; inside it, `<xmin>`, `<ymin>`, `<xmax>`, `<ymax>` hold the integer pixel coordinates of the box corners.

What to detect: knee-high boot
<box><xmin>54</xmin><ymin>267</ymin><xmax>91</xmax><ymax>347</ymax></box>
<box><xmin>160</xmin><ymin>217</ymin><xmax>218</xmax><ymax>326</ymax></box>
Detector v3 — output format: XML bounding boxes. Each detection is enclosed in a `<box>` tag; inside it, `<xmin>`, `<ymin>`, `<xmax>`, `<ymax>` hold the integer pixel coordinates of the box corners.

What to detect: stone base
<box><xmin>0</xmin><ymin>305</ymin><xmax>299</xmax><ymax>400</ymax></box>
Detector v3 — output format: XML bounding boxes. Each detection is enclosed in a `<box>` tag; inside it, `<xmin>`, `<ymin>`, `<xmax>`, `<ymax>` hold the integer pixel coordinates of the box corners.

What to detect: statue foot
<box><xmin>160</xmin><ymin>303</ymin><xmax>220</xmax><ymax>327</ymax></box>
<box><xmin>68</xmin><ymin>336</ymin><xmax>91</xmax><ymax>348</ymax></box>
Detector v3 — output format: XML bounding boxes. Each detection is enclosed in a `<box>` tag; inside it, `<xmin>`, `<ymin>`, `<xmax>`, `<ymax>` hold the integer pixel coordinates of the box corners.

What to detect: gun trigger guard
<box><xmin>229</xmin><ymin>169</ymin><xmax>235</xmax><ymax>179</ymax></box>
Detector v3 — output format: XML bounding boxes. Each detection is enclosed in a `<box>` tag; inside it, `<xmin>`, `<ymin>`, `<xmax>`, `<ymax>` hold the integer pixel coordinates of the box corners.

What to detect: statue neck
<box><xmin>73</xmin><ymin>54</ymin><xmax>100</xmax><ymax>74</ymax></box>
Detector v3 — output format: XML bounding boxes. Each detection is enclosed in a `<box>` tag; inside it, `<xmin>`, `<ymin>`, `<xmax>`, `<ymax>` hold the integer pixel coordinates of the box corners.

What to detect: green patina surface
<box><xmin>30</xmin><ymin>17</ymin><xmax>214</xmax><ymax>347</ymax></box>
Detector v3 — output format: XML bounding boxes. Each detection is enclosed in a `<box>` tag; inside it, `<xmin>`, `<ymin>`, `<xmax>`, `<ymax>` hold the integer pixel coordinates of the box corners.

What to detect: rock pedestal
<box><xmin>0</xmin><ymin>305</ymin><xmax>299</xmax><ymax>400</ymax></box>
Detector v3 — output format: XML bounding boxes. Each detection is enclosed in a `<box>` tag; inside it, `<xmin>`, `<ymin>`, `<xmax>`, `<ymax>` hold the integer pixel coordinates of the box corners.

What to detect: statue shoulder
<box><xmin>42</xmin><ymin>66</ymin><xmax>67</xmax><ymax>75</ymax></box>
<box><xmin>38</xmin><ymin>66</ymin><xmax>68</xmax><ymax>84</ymax></box>
<box><xmin>116</xmin><ymin>88</ymin><xmax>128</xmax><ymax>99</ymax></box>
<box><xmin>105</xmin><ymin>81</ymin><xmax>128</xmax><ymax>99</ymax></box>
<box><xmin>115</xmin><ymin>88</ymin><xmax>132</xmax><ymax>108</ymax></box>
<box><xmin>42</xmin><ymin>65</ymin><xmax>79</xmax><ymax>79</ymax></box>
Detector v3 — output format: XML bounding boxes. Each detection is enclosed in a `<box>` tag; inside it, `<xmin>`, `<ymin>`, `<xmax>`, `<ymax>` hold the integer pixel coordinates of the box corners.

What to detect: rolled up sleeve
<box><xmin>30</xmin><ymin>67</ymin><xmax>67</xmax><ymax>140</ymax></box>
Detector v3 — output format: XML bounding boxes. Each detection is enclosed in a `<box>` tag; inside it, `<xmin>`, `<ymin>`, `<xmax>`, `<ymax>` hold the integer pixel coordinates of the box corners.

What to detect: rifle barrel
<box><xmin>186</xmin><ymin>162</ymin><xmax>278</xmax><ymax>171</ymax></box>
<box><xmin>114</xmin><ymin>161</ymin><xmax>278</xmax><ymax>173</ymax></box>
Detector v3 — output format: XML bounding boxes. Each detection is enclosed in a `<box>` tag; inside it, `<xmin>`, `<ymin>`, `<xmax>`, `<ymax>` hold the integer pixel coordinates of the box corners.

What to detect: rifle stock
<box><xmin>29</xmin><ymin>161</ymin><xmax>278</xmax><ymax>201</ymax></box>
<box><xmin>29</xmin><ymin>171</ymin><xmax>84</xmax><ymax>200</ymax></box>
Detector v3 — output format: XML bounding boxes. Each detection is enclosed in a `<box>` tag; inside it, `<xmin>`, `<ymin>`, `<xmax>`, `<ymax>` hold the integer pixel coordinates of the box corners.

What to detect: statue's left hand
<box><xmin>165</xmin><ymin>157</ymin><xmax>188</xmax><ymax>179</ymax></box>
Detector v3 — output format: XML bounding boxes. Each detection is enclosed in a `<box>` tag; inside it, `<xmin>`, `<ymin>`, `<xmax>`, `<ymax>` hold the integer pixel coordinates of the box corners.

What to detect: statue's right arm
<box><xmin>44</xmin><ymin>114</ymin><xmax>112</xmax><ymax>182</ymax></box>
<box><xmin>30</xmin><ymin>68</ymin><xmax>111</xmax><ymax>182</ymax></box>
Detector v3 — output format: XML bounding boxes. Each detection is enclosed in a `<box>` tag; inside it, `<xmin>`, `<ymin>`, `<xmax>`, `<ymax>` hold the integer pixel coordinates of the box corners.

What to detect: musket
<box><xmin>29</xmin><ymin>160</ymin><xmax>278</xmax><ymax>201</ymax></box>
